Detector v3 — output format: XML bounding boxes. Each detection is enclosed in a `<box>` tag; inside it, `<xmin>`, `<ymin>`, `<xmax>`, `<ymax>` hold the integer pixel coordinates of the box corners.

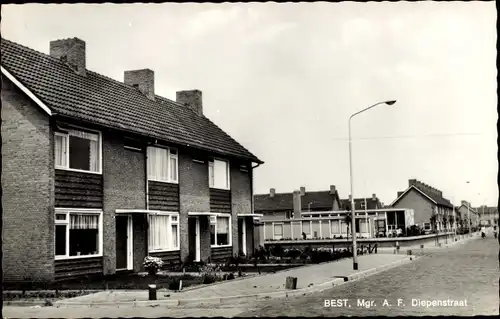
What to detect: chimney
<box><xmin>409</xmin><ymin>179</ymin><xmax>417</xmax><ymax>187</ymax></box>
<box><xmin>50</xmin><ymin>38</ymin><xmax>86</xmax><ymax>76</ymax></box>
<box><xmin>124</xmin><ymin>69</ymin><xmax>155</xmax><ymax>101</ymax></box>
<box><xmin>269</xmin><ymin>188</ymin><xmax>275</xmax><ymax>198</ymax></box>
<box><xmin>329</xmin><ymin>185</ymin><xmax>336</xmax><ymax>195</ymax></box>
<box><xmin>372</xmin><ymin>193</ymin><xmax>377</xmax><ymax>200</ymax></box>
<box><xmin>300</xmin><ymin>186</ymin><xmax>306</xmax><ymax>196</ymax></box>
<box><xmin>176</xmin><ymin>90</ymin><xmax>203</xmax><ymax>116</ymax></box>
<box><xmin>293</xmin><ymin>190</ymin><xmax>301</xmax><ymax>219</ymax></box>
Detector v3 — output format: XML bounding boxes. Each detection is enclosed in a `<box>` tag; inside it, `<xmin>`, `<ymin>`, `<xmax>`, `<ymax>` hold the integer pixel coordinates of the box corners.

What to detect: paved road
<box><xmin>239</xmin><ymin>236</ymin><xmax>499</xmax><ymax>316</ymax></box>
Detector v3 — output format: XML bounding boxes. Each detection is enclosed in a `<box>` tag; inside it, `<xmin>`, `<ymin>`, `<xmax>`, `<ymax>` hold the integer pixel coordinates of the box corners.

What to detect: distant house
<box><xmin>474</xmin><ymin>206</ymin><xmax>499</xmax><ymax>226</ymax></box>
<box><xmin>339</xmin><ymin>194</ymin><xmax>383</xmax><ymax>211</ymax></box>
<box><xmin>1</xmin><ymin>37</ymin><xmax>263</xmax><ymax>283</ymax></box>
<box><xmin>391</xmin><ymin>179</ymin><xmax>454</xmax><ymax>232</ymax></box>
<box><xmin>255</xmin><ymin>185</ymin><xmax>342</xmax><ymax>221</ymax></box>
<box><xmin>455</xmin><ymin>201</ymin><xmax>480</xmax><ymax>229</ymax></box>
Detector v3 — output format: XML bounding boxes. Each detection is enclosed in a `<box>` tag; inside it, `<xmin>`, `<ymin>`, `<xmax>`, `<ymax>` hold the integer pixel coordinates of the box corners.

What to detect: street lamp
<box><xmin>308</xmin><ymin>202</ymin><xmax>314</xmax><ymax>212</ymax></box>
<box><xmin>349</xmin><ymin>100</ymin><xmax>397</xmax><ymax>270</ymax></box>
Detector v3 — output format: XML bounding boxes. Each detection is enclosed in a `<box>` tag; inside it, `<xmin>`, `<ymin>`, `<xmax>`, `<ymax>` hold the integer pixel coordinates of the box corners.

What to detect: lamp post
<box><xmin>348</xmin><ymin>100</ymin><xmax>396</xmax><ymax>270</ymax></box>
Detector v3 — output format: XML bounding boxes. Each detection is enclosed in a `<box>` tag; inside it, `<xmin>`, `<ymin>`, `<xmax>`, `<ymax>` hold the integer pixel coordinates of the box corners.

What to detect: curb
<box><xmin>54</xmin><ymin>256</ymin><xmax>416</xmax><ymax>308</ymax></box>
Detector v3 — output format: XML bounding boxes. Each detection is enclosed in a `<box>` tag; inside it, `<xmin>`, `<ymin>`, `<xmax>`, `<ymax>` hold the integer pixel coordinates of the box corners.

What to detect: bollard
<box><xmin>148</xmin><ymin>284</ymin><xmax>157</xmax><ymax>300</ymax></box>
<box><xmin>179</xmin><ymin>280</ymin><xmax>183</xmax><ymax>291</ymax></box>
<box><xmin>285</xmin><ymin>276</ymin><xmax>298</xmax><ymax>290</ymax></box>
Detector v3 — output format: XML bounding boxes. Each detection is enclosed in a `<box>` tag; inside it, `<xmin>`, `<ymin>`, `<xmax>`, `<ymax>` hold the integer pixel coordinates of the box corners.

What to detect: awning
<box><xmin>237</xmin><ymin>213</ymin><xmax>263</xmax><ymax>218</ymax></box>
<box><xmin>188</xmin><ymin>212</ymin><xmax>219</xmax><ymax>216</ymax></box>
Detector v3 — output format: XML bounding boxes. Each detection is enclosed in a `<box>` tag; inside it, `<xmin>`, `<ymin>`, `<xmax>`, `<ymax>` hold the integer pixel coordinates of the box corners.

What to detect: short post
<box><xmin>148</xmin><ymin>284</ymin><xmax>157</xmax><ymax>300</ymax></box>
<box><xmin>179</xmin><ymin>280</ymin><xmax>183</xmax><ymax>291</ymax></box>
<box><xmin>285</xmin><ymin>276</ymin><xmax>298</xmax><ymax>290</ymax></box>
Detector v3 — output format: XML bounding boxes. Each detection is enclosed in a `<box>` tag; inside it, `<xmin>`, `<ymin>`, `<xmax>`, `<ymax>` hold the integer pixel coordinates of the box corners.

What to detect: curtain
<box><xmin>302</xmin><ymin>221</ymin><xmax>311</xmax><ymax>234</ymax></box>
<box><xmin>274</xmin><ymin>224</ymin><xmax>283</xmax><ymax>236</ymax></box>
<box><xmin>149</xmin><ymin>215</ymin><xmax>169</xmax><ymax>250</ymax></box>
<box><xmin>54</xmin><ymin>135</ymin><xmax>67</xmax><ymax>167</ymax></box>
<box><xmin>217</xmin><ymin>216</ymin><xmax>229</xmax><ymax>234</ymax></box>
<box><xmin>70</xmin><ymin>214</ymin><xmax>98</xmax><ymax>229</ymax></box>
<box><xmin>170</xmin><ymin>156</ymin><xmax>177</xmax><ymax>181</ymax></box>
<box><xmin>68</xmin><ymin>129</ymin><xmax>98</xmax><ymax>141</ymax></box>
<box><xmin>208</xmin><ymin>161</ymin><xmax>214</xmax><ymax>187</ymax></box>
<box><xmin>171</xmin><ymin>224</ymin><xmax>178</xmax><ymax>248</ymax></box>
<box><xmin>214</xmin><ymin>160</ymin><xmax>228</xmax><ymax>189</ymax></box>
<box><xmin>89</xmin><ymin>139</ymin><xmax>99</xmax><ymax>172</ymax></box>
<box><xmin>148</xmin><ymin>147</ymin><xmax>169</xmax><ymax>181</ymax></box>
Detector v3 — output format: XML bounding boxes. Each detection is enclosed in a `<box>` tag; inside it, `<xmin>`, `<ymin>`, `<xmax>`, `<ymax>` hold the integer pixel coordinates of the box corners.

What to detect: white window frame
<box><xmin>210</xmin><ymin>213</ymin><xmax>232</xmax><ymax>248</ymax></box>
<box><xmin>147</xmin><ymin>212</ymin><xmax>180</xmax><ymax>253</ymax></box>
<box><xmin>302</xmin><ymin>220</ymin><xmax>312</xmax><ymax>238</ymax></box>
<box><xmin>54</xmin><ymin>126</ymin><xmax>102</xmax><ymax>175</ymax></box>
<box><xmin>330</xmin><ymin>219</ymin><xmax>341</xmax><ymax>237</ymax></box>
<box><xmin>147</xmin><ymin>146</ymin><xmax>178</xmax><ymax>184</ymax></box>
<box><xmin>54</xmin><ymin>208</ymin><xmax>103</xmax><ymax>260</ymax></box>
<box><xmin>272</xmin><ymin>222</ymin><xmax>284</xmax><ymax>240</ymax></box>
<box><xmin>208</xmin><ymin>158</ymin><xmax>230</xmax><ymax>190</ymax></box>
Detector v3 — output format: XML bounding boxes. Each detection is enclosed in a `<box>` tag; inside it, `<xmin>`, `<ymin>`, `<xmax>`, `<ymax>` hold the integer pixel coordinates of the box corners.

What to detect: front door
<box><xmin>238</xmin><ymin>218</ymin><xmax>246</xmax><ymax>256</ymax></box>
<box><xmin>116</xmin><ymin>215</ymin><xmax>130</xmax><ymax>270</ymax></box>
<box><xmin>188</xmin><ymin>217</ymin><xmax>201</xmax><ymax>262</ymax></box>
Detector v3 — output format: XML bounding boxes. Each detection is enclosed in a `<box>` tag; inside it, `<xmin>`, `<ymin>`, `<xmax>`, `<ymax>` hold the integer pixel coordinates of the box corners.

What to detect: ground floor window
<box><xmin>273</xmin><ymin>223</ymin><xmax>283</xmax><ymax>239</ymax></box>
<box><xmin>55</xmin><ymin>210</ymin><xmax>102</xmax><ymax>259</ymax></box>
<box><xmin>302</xmin><ymin>221</ymin><xmax>311</xmax><ymax>237</ymax></box>
<box><xmin>210</xmin><ymin>214</ymin><xmax>231</xmax><ymax>247</ymax></box>
<box><xmin>330</xmin><ymin>220</ymin><xmax>340</xmax><ymax>234</ymax></box>
<box><xmin>148</xmin><ymin>213</ymin><xmax>179</xmax><ymax>252</ymax></box>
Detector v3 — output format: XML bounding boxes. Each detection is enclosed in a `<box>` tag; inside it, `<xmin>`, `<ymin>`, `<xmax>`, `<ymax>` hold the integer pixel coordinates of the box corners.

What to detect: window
<box><xmin>148</xmin><ymin>213</ymin><xmax>180</xmax><ymax>252</ymax></box>
<box><xmin>147</xmin><ymin>146</ymin><xmax>178</xmax><ymax>183</ymax></box>
<box><xmin>360</xmin><ymin>201</ymin><xmax>366</xmax><ymax>208</ymax></box>
<box><xmin>285</xmin><ymin>212</ymin><xmax>293</xmax><ymax>219</ymax></box>
<box><xmin>55</xmin><ymin>128</ymin><xmax>101</xmax><ymax>173</ymax></box>
<box><xmin>124</xmin><ymin>136</ymin><xmax>143</xmax><ymax>151</ymax></box>
<box><xmin>210</xmin><ymin>215</ymin><xmax>231</xmax><ymax>247</ymax></box>
<box><xmin>331</xmin><ymin>220</ymin><xmax>340</xmax><ymax>234</ymax></box>
<box><xmin>302</xmin><ymin>221</ymin><xmax>311</xmax><ymax>235</ymax></box>
<box><xmin>55</xmin><ymin>210</ymin><xmax>102</xmax><ymax>259</ymax></box>
<box><xmin>208</xmin><ymin>159</ymin><xmax>230</xmax><ymax>189</ymax></box>
<box><xmin>273</xmin><ymin>223</ymin><xmax>283</xmax><ymax>239</ymax></box>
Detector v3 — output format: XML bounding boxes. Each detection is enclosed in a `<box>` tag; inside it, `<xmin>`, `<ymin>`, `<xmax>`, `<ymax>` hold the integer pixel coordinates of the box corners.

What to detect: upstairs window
<box><xmin>147</xmin><ymin>146</ymin><xmax>178</xmax><ymax>183</ymax></box>
<box><xmin>55</xmin><ymin>128</ymin><xmax>101</xmax><ymax>173</ymax></box>
<box><xmin>208</xmin><ymin>159</ymin><xmax>230</xmax><ymax>190</ymax></box>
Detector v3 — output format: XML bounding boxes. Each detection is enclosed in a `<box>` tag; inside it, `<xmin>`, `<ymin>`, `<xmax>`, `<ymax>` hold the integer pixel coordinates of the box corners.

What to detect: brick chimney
<box><xmin>124</xmin><ymin>69</ymin><xmax>155</xmax><ymax>101</ymax></box>
<box><xmin>372</xmin><ymin>193</ymin><xmax>377</xmax><ymax>201</ymax></box>
<box><xmin>269</xmin><ymin>188</ymin><xmax>275</xmax><ymax>198</ymax></box>
<box><xmin>177</xmin><ymin>90</ymin><xmax>203</xmax><ymax>116</ymax></box>
<box><xmin>293</xmin><ymin>190</ymin><xmax>301</xmax><ymax>219</ymax></box>
<box><xmin>329</xmin><ymin>185</ymin><xmax>336</xmax><ymax>195</ymax></box>
<box><xmin>409</xmin><ymin>179</ymin><xmax>417</xmax><ymax>187</ymax></box>
<box><xmin>300</xmin><ymin>186</ymin><xmax>306</xmax><ymax>196</ymax></box>
<box><xmin>50</xmin><ymin>38</ymin><xmax>86</xmax><ymax>76</ymax></box>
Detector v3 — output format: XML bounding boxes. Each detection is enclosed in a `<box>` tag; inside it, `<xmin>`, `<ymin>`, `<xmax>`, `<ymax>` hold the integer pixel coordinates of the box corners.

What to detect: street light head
<box><xmin>385</xmin><ymin>100</ymin><xmax>397</xmax><ymax>106</ymax></box>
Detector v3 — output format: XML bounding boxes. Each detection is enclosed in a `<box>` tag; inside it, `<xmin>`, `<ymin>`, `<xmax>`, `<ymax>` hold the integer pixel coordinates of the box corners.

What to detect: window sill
<box><xmin>210</xmin><ymin>244</ymin><xmax>232</xmax><ymax>248</ymax></box>
<box><xmin>149</xmin><ymin>249</ymin><xmax>180</xmax><ymax>253</ymax></box>
<box><xmin>209</xmin><ymin>187</ymin><xmax>231</xmax><ymax>191</ymax></box>
<box><xmin>148</xmin><ymin>178</ymin><xmax>179</xmax><ymax>184</ymax></box>
<box><xmin>55</xmin><ymin>167</ymin><xmax>102</xmax><ymax>175</ymax></box>
<box><xmin>55</xmin><ymin>254</ymin><xmax>102</xmax><ymax>260</ymax></box>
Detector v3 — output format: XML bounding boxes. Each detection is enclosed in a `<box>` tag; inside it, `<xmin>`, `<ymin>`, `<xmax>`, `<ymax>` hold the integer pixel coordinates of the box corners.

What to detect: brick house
<box><xmin>473</xmin><ymin>206</ymin><xmax>499</xmax><ymax>227</ymax></box>
<box><xmin>1</xmin><ymin>37</ymin><xmax>263</xmax><ymax>282</ymax></box>
<box><xmin>391</xmin><ymin>179</ymin><xmax>454</xmax><ymax>232</ymax></box>
<box><xmin>455</xmin><ymin>201</ymin><xmax>479</xmax><ymax>229</ymax></box>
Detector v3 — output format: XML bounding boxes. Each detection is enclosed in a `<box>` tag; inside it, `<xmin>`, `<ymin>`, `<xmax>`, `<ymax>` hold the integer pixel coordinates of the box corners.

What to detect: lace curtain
<box><xmin>70</xmin><ymin>214</ymin><xmax>98</xmax><ymax>229</ymax></box>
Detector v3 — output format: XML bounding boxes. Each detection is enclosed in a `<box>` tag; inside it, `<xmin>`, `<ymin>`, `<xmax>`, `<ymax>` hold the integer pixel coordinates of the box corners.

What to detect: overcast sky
<box><xmin>2</xmin><ymin>2</ymin><xmax>497</xmax><ymax>206</ymax></box>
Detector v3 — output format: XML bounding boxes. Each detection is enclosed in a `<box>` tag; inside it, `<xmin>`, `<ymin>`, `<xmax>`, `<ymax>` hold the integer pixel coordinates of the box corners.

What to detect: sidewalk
<box><xmin>55</xmin><ymin>253</ymin><xmax>414</xmax><ymax>307</ymax></box>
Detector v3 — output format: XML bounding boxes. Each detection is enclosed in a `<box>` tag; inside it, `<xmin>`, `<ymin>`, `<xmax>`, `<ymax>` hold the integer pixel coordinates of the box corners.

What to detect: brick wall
<box><xmin>392</xmin><ymin>188</ymin><xmax>434</xmax><ymax>227</ymax></box>
<box><xmin>178</xmin><ymin>152</ymin><xmax>210</xmax><ymax>262</ymax></box>
<box><xmin>1</xmin><ymin>77</ymin><xmax>55</xmax><ymax>282</ymax></box>
<box><xmin>230</xmin><ymin>163</ymin><xmax>252</xmax><ymax>256</ymax></box>
<box><xmin>102</xmin><ymin>130</ymin><xmax>146</xmax><ymax>274</ymax></box>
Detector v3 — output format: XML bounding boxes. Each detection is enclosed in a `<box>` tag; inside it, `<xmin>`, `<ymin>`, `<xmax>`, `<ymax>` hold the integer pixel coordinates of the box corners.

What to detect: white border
<box><xmin>210</xmin><ymin>213</ymin><xmax>232</xmax><ymax>248</ymax></box>
<box><xmin>1</xmin><ymin>66</ymin><xmax>52</xmax><ymax>115</ymax></box>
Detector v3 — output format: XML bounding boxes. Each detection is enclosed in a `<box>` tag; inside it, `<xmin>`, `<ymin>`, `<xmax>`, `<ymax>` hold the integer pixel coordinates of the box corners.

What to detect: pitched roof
<box><xmin>1</xmin><ymin>38</ymin><xmax>262</xmax><ymax>164</ymax></box>
<box><xmin>254</xmin><ymin>190</ymin><xmax>340</xmax><ymax>212</ymax></box>
<box><xmin>340</xmin><ymin>198</ymin><xmax>381</xmax><ymax>210</ymax></box>
<box><xmin>392</xmin><ymin>185</ymin><xmax>453</xmax><ymax>208</ymax></box>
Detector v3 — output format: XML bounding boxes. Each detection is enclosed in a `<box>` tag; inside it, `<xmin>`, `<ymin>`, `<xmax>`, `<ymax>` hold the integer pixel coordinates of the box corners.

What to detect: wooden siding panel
<box><xmin>54</xmin><ymin>257</ymin><xmax>103</xmax><ymax>280</ymax></box>
<box><xmin>55</xmin><ymin>170</ymin><xmax>103</xmax><ymax>208</ymax></box>
<box><xmin>149</xmin><ymin>251</ymin><xmax>181</xmax><ymax>269</ymax></box>
<box><xmin>209</xmin><ymin>189</ymin><xmax>231</xmax><ymax>213</ymax></box>
<box><xmin>148</xmin><ymin>181</ymin><xmax>180</xmax><ymax>211</ymax></box>
<box><xmin>210</xmin><ymin>246</ymin><xmax>232</xmax><ymax>263</ymax></box>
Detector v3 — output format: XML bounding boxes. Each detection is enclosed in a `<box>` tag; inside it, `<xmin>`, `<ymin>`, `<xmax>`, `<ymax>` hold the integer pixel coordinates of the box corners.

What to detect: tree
<box><xmin>430</xmin><ymin>214</ymin><xmax>437</xmax><ymax>233</ymax></box>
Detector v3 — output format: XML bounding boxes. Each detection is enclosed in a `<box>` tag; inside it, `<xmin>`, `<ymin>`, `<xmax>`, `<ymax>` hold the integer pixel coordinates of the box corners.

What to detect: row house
<box><xmin>455</xmin><ymin>201</ymin><xmax>479</xmax><ymax>229</ymax></box>
<box><xmin>391</xmin><ymin>179</ymin><xmax>454</xmax><ymax>232</ymax></box>
<box><xmin>473</xmin><ymin>206</ymin><xmax>499</xmax><ymax>226</ymax></box>
<box><xmin>1</xmin><ymin>37</ymin><xmax>263</xmax><ymax>282</ymax></box>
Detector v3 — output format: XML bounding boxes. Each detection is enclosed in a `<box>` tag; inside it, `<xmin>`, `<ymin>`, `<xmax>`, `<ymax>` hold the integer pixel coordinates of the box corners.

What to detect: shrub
<box><xmin>143</xmin><ymin>256</ymin><xmax>164</xmax><ymax>275</ymax></box>
<box><xmin>227</xmin><ymin>273</ymin><xmax>235</xmax><ymax>280</ymax></box>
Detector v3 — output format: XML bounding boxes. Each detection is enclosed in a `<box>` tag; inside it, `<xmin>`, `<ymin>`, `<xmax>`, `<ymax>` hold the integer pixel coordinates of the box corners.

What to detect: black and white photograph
<box><xmin>1</xmin><ymin>1</ymin><xmax>498</xmax><ymax>317</ymax></box>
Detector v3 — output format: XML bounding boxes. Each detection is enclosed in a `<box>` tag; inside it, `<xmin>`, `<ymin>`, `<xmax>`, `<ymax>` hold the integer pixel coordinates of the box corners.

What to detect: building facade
<box><xmin>391</xmin><ymin>179</ymin><xmax>454</xmax><ymax>232</ymax></box>
<box><xmin>1</xmin><ymin>37</ymin><xmax>263</xmax><ymax>282</ymax></box>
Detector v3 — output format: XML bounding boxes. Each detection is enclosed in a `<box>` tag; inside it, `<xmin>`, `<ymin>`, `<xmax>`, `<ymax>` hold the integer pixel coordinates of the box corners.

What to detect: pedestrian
<box><xmin>481</xmin><ymin>226</ymin><xmax>486</xmax><ymax>239</ymax></box>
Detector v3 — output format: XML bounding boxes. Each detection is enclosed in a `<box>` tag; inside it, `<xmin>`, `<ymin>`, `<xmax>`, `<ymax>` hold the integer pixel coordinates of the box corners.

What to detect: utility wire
<box><xmin>331</xmin><ymin>132</ymin><xmax>486</xmax><ymax>141</ymax></box>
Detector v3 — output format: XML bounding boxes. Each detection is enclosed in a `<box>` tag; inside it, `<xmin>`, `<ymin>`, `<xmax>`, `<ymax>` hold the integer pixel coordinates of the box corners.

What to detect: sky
<box><xmin>1</xmin><ymin>2</ymin><xmax>497</xmax><ymax>207</ymax></box>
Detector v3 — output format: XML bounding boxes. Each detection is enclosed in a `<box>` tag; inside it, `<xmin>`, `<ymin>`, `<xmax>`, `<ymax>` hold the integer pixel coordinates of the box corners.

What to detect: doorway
<box><xmin>188</xmin><ymin>217</ymin><xmax>201</xmax><ymax>262</ymax></box>
<box><xmin>115</xmin><ymin>215</ymin><xmax>132</xmax><ymax>270</ymax></box>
